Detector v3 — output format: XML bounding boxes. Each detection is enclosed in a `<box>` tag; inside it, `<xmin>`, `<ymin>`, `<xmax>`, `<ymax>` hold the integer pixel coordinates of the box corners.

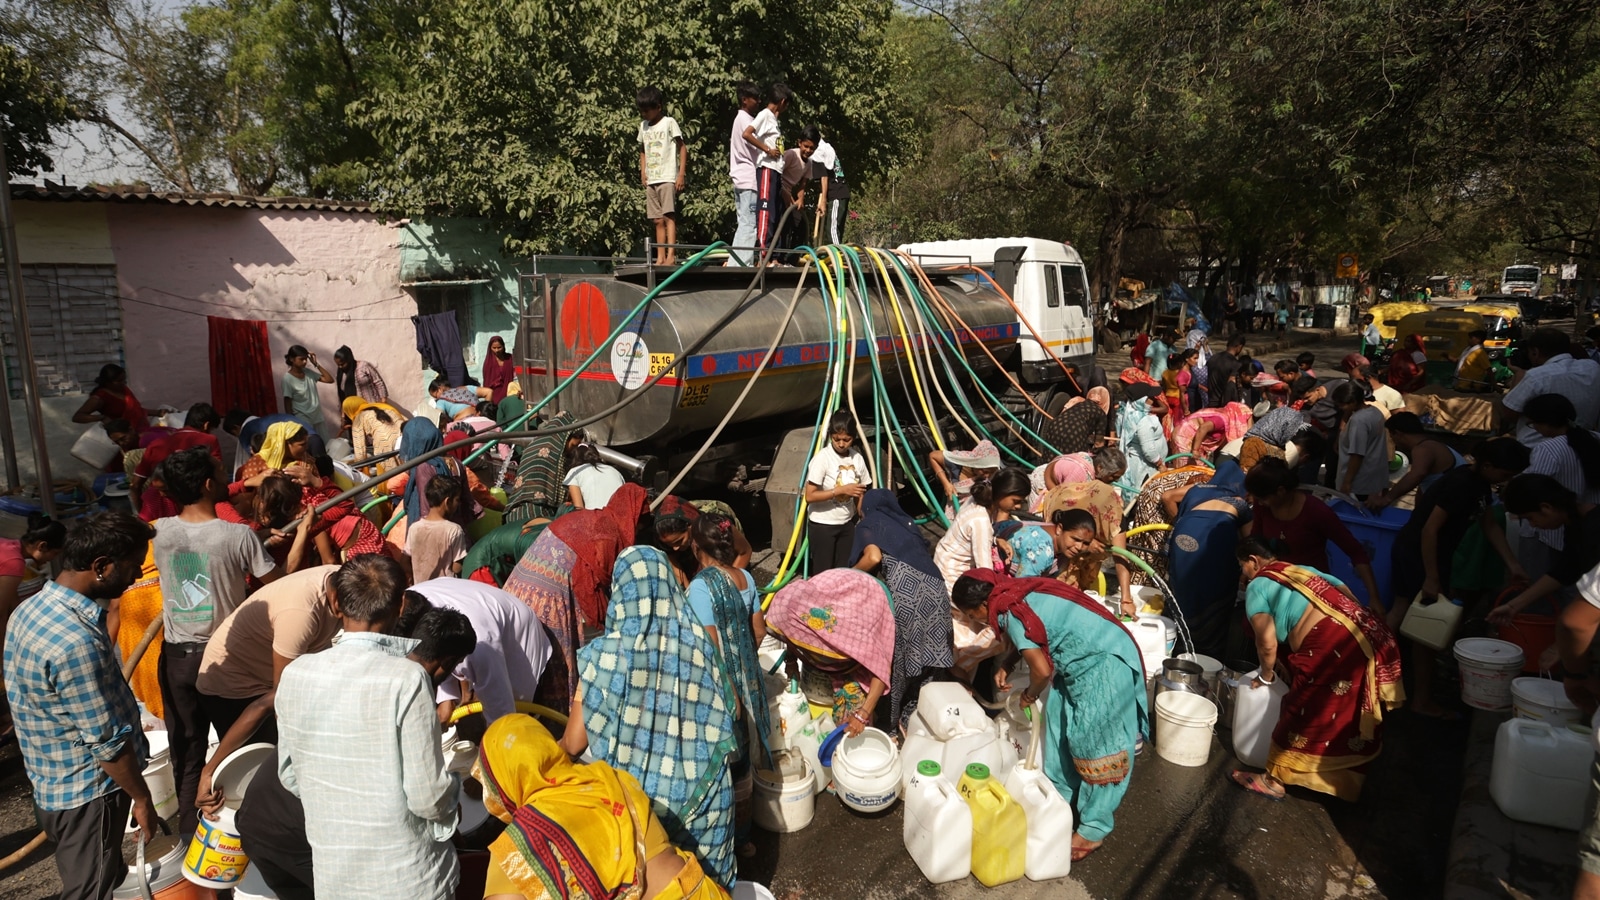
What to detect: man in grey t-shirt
<box><xmin>151</xmin><ymin>447</ymin><xmax>280</xmax><ymax>834</ymax></box>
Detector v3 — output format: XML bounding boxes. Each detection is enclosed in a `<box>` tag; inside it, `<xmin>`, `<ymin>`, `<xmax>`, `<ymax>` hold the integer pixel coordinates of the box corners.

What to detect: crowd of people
<box><xmin>12</xmin><ymin>313</ymin><xmax>1600</xmax><ymax>899</ymax></box>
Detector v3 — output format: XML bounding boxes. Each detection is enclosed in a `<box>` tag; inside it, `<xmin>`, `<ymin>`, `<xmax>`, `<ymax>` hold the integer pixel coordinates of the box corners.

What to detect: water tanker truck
<box><xmin>513</xmin><ymin>238</ymin><xmax>1098</xmax><ymax>546</ymax></box>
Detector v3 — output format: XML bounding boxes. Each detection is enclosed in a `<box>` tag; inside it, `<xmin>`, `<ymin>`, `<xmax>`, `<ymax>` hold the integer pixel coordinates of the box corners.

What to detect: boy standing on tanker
<box><xmin>808</xmin><ymin>125</ymin><xmax>851</xmax><ymax>245</ymax></box>
<box><xmin>743</xmin><ymin>82</ymin><xmax>793</xmax><ymax>259</ymax></box>
<box><xmin>727</xmin><ymin>81</ymin><xmax>762</xmax><ymax>266</ymax></box>
<box><xmin>637</xmin><ymin>86</ymin><xmax>687</xmax><ymax>266</ymax></box>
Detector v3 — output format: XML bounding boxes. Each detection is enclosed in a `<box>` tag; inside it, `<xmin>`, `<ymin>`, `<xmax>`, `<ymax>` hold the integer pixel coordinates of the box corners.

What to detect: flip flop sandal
<box><xmin>1230</xmin><ymin>770</ymin><xmax>1285</xmax><ymax>801</ymax></box>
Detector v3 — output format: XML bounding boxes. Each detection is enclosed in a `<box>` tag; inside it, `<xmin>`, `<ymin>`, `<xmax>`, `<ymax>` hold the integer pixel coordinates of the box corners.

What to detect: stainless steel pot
<box><xmin>1153</xmin><ymin>658</ymin><xmax>1210</xmax><ymax>705</ymax></box>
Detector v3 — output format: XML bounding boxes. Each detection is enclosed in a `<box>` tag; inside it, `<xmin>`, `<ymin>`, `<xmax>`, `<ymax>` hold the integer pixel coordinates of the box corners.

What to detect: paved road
<box><xmin>0</xmin><ymin>327</ymin><xmax>1457</xmax><ymax>900</ymax></box>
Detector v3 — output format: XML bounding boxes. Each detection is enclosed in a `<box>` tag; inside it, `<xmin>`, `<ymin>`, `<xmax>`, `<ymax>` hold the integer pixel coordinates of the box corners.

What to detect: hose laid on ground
<box><xmin>0</xmin><ymin>832</ymin><xmax>47</xmax><ymax>873</ymax></box>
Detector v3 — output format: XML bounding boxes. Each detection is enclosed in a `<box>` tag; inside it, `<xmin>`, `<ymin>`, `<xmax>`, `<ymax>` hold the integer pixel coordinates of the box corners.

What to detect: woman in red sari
<box><xmin>1387</xmin><ymin>333</ymin><xmax>1428</xmax><ymax>393</ymax></box>
<box><xmin>1232</xmin><ymin>538</ymin><xmax>1405</xmax><ymax>802</ymax></box>
<box><xmin>482</xmin><ymin>335</ymin><xmax>517</xmax><ymax>404</ymax></box>
<box><xmin>73</xmin><ymin>364</ymin><xmax>149</xmax><ymax>432</ymax></box>
<box><xmin>502</xmin><ymin>483</ymin><xmax>648</xmax><ymax>707</ymax></box>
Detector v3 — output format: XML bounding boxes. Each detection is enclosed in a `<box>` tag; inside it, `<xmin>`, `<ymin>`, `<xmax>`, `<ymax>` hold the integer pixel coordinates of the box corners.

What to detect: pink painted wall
<box><xmin>104</xmin><ymin>206</ymin><xmax>425</xmax><ymax>427</ymax></box>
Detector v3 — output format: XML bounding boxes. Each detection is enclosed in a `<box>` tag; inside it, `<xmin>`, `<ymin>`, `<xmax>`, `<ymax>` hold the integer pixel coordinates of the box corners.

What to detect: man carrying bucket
<box><xmin>4</xmin><ymin>512</ymin><xmax>158</xmax><ymax>900</ymax></box>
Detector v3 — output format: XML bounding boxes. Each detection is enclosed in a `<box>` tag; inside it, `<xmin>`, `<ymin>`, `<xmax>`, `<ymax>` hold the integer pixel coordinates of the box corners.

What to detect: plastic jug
<box><xmin>774</xmin><ymin>681</ymin><xmax>810</xmax><ymax>753</ymax></box>
<box><xmin>1400</xmin><ymin>594</ymin><xmax>1464</xmax><ymax>652</ymax></box>
<box><xmin>1228</xmin><ymin>669</ymin><xmax>1289</xmax><ymax>769</ymax></box>
<box><xmin>1124</xmin><ymin>617</ymin><xmax>1168</xmax><ymax>678</ymax></box>
<box><xmin>903</xmin><ymin>761</ymin><xmax>973</xmax><ymax>884</ymax></box>
<box><xmin>1003</xmin><ymin>702</ymin><xmax>1072</xmax><ymax>882</ymax></box>
<box><xmin>917</xmin><ymin>682</ymin><xmax>992</xmax><ymax>739</ymax></box>
<box><xmin>792</xmin><ymin>709</ymin><xmax>835</xmax><ymax>794</ymax></box>
<box><xmin>957</xmin><ymin>764</ymin><xmax>1027</xmax><ymax>887</ymax></box>
<box><xmin>1490</xmin><ymin>718</ymin><xmax>1592</xmax><ymax>830</ymax></box>
<box><xmin>899</xmin><ymin>682</ymin><xmax>1011</xmax><ymax>790</ymax></box>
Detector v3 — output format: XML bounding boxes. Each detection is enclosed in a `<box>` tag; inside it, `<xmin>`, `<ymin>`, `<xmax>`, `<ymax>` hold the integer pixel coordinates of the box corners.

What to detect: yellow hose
<box><xmin>1125</xmin><ymin>523</ymin><xmax>1173</xmax><ymax>538</ymax></box>
<box><xmin>867</xmin><ymin>248</ymin><xmax>945</xmax><ymax>453</ymax></box>
<box><xmin>448</xmin><ymin>700</ymin><xmax>568</xmax><ymax>726</ymax></box>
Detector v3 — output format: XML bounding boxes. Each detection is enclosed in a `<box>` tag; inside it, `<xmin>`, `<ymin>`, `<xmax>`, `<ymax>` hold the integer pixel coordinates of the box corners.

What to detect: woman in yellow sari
<box><xmin>239</xmin><ymin>421</ymin><xmax>313</xmax><ymax>481</ymax></box>
<box><xmin>478</xmin><ymin>714</ymin><xmax>730</xmax><ymax>900</ymax></box>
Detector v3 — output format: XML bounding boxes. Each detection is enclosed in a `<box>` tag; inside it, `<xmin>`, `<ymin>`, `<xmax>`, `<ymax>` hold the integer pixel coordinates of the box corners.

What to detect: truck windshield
<box><xmin>1505</xmin><ymin>266</ymin><xmax>1540</xmax><ymax>283</ymax></box>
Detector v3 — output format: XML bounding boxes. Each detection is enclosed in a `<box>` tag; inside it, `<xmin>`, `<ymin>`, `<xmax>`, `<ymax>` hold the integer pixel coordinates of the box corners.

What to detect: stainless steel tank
<box><xmin>525</xmin><ymin>268</ymin><xmax>1022</xmax><ymax>447</ymax></box>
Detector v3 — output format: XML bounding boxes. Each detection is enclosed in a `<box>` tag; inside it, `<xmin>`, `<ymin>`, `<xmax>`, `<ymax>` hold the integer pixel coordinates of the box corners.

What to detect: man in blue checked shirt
<box><xmin>4</xmin><ymin>512</ymin><xmax>157</xmax><ymax>900</ymax></box>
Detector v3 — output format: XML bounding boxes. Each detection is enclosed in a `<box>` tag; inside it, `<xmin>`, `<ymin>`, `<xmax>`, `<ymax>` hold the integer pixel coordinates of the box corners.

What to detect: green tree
<box><xmin>0</xmin><ymin>21</ymin><xmax>72</xmax><ymax>176</ymax></box>
<box><xmin>356</xmin><ymin>0</ymin><xmax>909</xmax><ymax>254</ymax></box>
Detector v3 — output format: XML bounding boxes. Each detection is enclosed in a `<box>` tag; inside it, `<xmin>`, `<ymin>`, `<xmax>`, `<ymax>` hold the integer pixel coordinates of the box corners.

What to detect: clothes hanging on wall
<box><xmin>412</xmin><ymin>311</ymin><xmax>468</xmax><ymax>386</ymax></box>
<box><xmin>207</xmin><ymin>316</ymin><xmax>276</xmax><ymax>415</ymax></box>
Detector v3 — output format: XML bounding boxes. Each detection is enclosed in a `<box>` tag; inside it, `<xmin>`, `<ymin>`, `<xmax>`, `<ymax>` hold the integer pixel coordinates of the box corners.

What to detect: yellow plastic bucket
<box><xmin>182</xmin><ymin>808</ymin><xmax>250</xmax><ymax>890</ymax></box>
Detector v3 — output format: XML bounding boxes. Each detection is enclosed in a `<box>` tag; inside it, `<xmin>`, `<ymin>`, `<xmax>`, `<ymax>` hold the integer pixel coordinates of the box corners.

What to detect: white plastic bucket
<box><xmin>830</xmin><ymin>727</ymin><xmax>901</xmax><ymax>813</ymax></box>
<box><xmin>731</xmin><ymin>884</ymin><xmax>777</xmax><ymax>900</ymax></box>
<box><xmin>182</xmin><ymin>806</ymin><xmax>250</xmax><ymax>889</ymax></box>
<box><xmin>142</xmin><ymin>754</ymin><xmax>178</xmax><ymax>823</ymax></box>
<box><xmin>752</xmin><ymin>750</ymin><xmax>815</xmax><ymax>833</ymax></box>
<box><xmin>1511</xmin><ymin>677</ymin><xmax>1581</xmax><ymax>725</ymax></box>
<box><xmin>1454</xmin><ymin>638</ymin><xmax>1525</xmax><ymax>711</ymax></box>
<box><xmin>1154</xmin><ymin>692</ymin><xmax>1218</xmax><ymax>767</ymax></box>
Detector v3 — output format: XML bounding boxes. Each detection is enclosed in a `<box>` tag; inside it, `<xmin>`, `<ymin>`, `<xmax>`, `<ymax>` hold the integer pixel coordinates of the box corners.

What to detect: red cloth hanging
<box><xmin>207</xmin><ymin>317</ymin><xmax>277</xmax><ymax>415</ymax></box>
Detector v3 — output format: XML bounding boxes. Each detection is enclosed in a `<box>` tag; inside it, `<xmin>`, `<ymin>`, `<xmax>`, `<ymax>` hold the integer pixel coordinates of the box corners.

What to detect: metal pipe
<box><xmin>0</xmin><ymin>304</ymin><xmax>18</xmax><ymax>492</ymax></box>
<box><xmin>0</xmin><ymin>124</ymin><xmax>54</xmax><ymax>516</ymax></box>
<box><xmin>596</xmin><ymin>444</ymin><xmax>645</xmax><ymax>475</ymax></box>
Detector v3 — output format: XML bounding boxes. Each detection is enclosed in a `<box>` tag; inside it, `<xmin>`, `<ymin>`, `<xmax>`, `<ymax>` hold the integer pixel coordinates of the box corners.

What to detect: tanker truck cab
<box><xmin>897</xmin><ymin>237</ymin><xmax>1095</xmax><ymax>387</ymax></box>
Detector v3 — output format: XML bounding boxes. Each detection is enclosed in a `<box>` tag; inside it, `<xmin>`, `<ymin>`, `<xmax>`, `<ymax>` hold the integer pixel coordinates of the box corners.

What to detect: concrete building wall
<box><xmin>103</xmin><ymin>204</ymin><xmax>423</xmax><ymax>423</ymax></box>
<box><xmin>397</xmin><ymin>217</ymin><xmax>523</xmax><ymax>394</ymax></box>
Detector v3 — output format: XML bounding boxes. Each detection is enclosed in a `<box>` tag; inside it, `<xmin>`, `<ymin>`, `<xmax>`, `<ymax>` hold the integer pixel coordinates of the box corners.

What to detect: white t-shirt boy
<box><xmin>750</xmin><ymin>108</ymin><xmax>784</xmax><ymax>173</ymax></box>
<box><xmin>805</xmin><ymin>445</ymin><xmax>871</xmax><ymax>525</ymax></box>
<box><xmin>638</xmin><ymin>116</ymin><xmax>683</xmax><ymax>185</ymax></box>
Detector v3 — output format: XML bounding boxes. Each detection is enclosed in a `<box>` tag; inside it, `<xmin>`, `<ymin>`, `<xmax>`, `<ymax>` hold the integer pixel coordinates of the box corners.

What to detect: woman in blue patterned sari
<box><xmin>561</xmin><ymin>545</ymin><xmax>740</xmax><ymax>890</ymax></box>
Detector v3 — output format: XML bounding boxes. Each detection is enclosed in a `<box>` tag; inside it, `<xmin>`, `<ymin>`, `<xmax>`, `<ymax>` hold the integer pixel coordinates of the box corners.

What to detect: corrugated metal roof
<box><xmin>10</xmin><ymin>184</ymin><xmax>372</xmax><ymax>214</ymax></box>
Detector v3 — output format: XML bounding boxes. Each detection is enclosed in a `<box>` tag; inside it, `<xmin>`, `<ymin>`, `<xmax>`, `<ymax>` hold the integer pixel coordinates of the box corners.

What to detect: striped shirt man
<box><xmin>1522</xmin><ymin>432</ymin><xmax>1600</xmax><ymax>551</ymax></box>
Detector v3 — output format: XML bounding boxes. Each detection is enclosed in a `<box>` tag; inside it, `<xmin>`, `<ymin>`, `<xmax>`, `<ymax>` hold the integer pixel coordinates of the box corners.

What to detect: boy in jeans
<box><xmin>152</xmin><ymin>446</ymin><xmax>281</xmax><ymax>836</ymax></box>
<box><xmin>743</xmin><ymin>82</ymin><xmax>793</xmax><ymax>259</ymax></box>
<box><xmin>727</xmin><ymin>81</ymin><xmax>762</xmax><ymax>266</ymax></box>
<box><xmin>637</xmin><ymin>86</ymin><xmax>686</xmax><ymax>266</ymax></box>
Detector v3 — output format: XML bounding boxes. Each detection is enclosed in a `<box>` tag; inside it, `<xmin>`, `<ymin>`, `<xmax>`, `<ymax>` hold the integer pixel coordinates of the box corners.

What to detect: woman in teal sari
<box><xmin>952</xmin><ymin>568</ymin><xmax>1148</xmax><ymax>862</ymax></box>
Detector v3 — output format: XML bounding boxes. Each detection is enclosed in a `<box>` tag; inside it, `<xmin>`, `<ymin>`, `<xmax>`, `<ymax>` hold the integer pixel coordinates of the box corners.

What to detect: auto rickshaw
<box><xmin>1460</xmin><ymin>300</ymin><xmax>1523</xmax><ymax>351</ymax></box>
<box><xmin>1393</xmin><ymin>310</ymin><xmax>1509</xmax><ymax>389</ymax></box>
<box><xmin>1367</xmin><ymin>301</ymin><xmax>1432</xmax><ymax>341</ymax></box>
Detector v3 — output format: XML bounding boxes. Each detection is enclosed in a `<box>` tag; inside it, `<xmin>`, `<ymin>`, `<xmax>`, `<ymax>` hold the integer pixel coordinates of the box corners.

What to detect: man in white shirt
<box><xmin>1502</xmin><ymin>329</ymin><xmax>1600</xmax><ymax>447</ymax></box>
<box><xmin>1361</xmin><ymin>314</ymin><xmax>1382</xmax><ymax>358</ymax></box>
<box><xmin>726</xmin><ymin>82</ymin><xmax>762</xmax><ymax>266</ymax></box>
<box><xmin>741</xmin><ymin>82</ymin><xmax>793</xmax><ymax>259</ymax></box>
<box><xmin>275</xmin><ymin>555</ymin><xmax>465</xmax><ymax>900</ymax></box>
<box><xmin>402</xmin><ymin>579</ymin><xmax>553</xmax><ymax>724</ymax></box>
<box><xmin>1334</xmin><ymin>382</ymin><xmax>1391</xmax><ymax>499</ymax></box>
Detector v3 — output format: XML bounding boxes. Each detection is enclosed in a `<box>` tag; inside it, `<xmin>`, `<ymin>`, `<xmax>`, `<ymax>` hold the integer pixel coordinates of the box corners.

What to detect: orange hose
<box><xmin>955</xmin><ymin>263</ymin><xmax>1085</xmax><ymax>393</ymax></box>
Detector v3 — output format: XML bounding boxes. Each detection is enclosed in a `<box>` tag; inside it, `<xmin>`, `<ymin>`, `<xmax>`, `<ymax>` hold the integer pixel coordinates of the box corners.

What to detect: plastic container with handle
<box><xmin>1399</xmin><ymin>593</ymin><xmax>1463</xmax><ymax>652</ymax></box>
<box><xmin>1003</xmin><ymin>700</ymin><xmax>1072</xmax><ymax>881</ymax></box>
<box><xmin>1226</xmin><ymin>669</ymin><xmax>1289</xmax><ymax>769</ymax></box>
<box><xmin>956</xmin><ymin>764</ymin><xmax>1026</xmax><ymax>887</ymax></box>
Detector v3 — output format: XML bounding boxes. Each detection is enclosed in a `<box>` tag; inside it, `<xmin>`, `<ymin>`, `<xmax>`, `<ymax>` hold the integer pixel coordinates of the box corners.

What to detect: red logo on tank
<box><xmin>560</xmin><ymin>283</ymin><xmax>611</xmax><ymax>358</ymax></box>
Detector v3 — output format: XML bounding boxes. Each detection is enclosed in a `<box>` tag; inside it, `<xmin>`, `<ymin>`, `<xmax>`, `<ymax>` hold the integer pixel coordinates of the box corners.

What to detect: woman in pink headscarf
<box><xmin>1172</xmin><ymin>402</ymin><xmax>1254</xmax><ymax>463</ymax></box>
